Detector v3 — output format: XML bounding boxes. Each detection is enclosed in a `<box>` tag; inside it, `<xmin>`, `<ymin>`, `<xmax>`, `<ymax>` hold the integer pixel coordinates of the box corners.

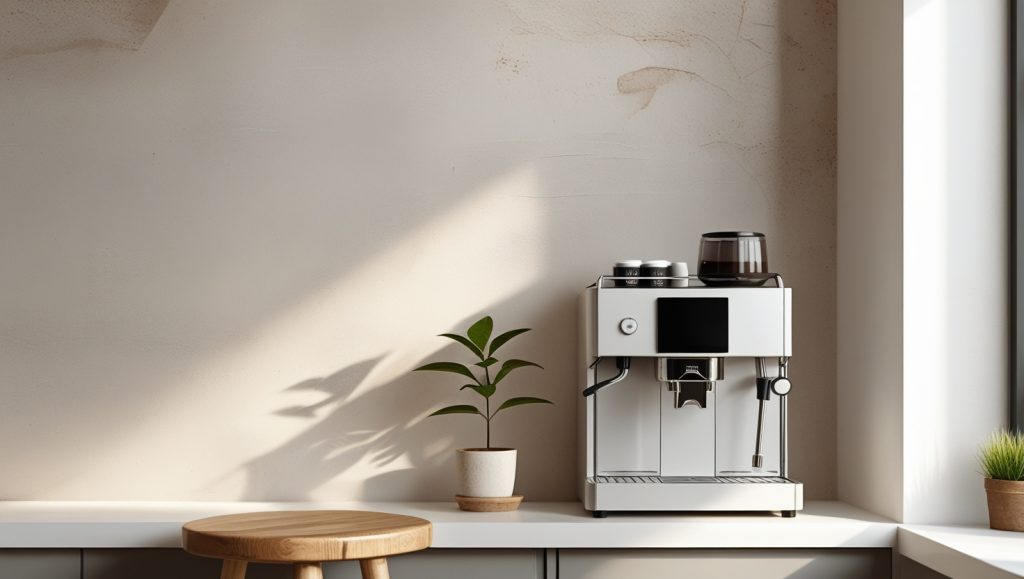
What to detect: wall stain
<box><xmin>597</xmin><ymin>22</ymin><xmax>735</xmax><ymax>68</ymax></box>
<box><xmin>495</xmin><ymin>55</ymin><xmax>523</xmax><ymax>74</ymax></box>
<box><xmin>498</xmin><ymin>0</ymin><xmax>740</xmax><ymax>70</ymax></box>
<box><xmin>617</xmin><ymin>66</ymin><xmax>734</xmax><ymax>110</ymax></box>
<box><xmin>0</xmin><ymin>0</ymin><xmax>169</xmax><ymax>62</ymax></box>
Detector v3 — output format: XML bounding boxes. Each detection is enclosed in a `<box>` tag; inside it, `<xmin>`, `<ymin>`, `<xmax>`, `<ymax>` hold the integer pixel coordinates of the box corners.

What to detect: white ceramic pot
<box><xmin>455</xmin><ymin>448</ymin><xmax>517</xmax><ymax>497</ymax></box>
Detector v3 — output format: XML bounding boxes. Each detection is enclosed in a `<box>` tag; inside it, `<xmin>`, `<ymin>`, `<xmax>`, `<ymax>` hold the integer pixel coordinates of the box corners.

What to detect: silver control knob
<box><xmin>771</xmin><ymin>377</ymin><xmax>793</xmax><ymax>396</ymax></box>
<box><xmin>619</xmin><ymin>318</ymin><xmax>638</xmax><ymax>335</ymax></box>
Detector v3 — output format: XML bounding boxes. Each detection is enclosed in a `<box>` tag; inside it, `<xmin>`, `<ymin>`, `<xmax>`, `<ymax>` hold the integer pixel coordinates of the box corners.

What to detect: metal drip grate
<box><xmin>592</xmin><ymin>476</ymin><xmax>790</xmax><ymax>484</ymax></box>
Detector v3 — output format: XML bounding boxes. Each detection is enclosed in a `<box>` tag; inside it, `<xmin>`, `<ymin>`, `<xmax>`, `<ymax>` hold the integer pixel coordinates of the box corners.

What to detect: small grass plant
<box><xmin>980</xmin><ymin>430</ymin><xmax>1024</xmax><ymax>481</ymax></box>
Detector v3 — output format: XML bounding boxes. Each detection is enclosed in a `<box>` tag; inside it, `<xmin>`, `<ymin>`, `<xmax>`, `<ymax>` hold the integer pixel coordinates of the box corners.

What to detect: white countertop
<box><xmin>8</xmin><ymin>499</ymin><xmax>1023</xmax><ymax>577</ymax></box>
<box><xmin>899</xmin><ymin>525</ymin><xmax>1024</xmax><ymax>579</ymax></box>
<box><xmin>0</xmin><ymin>500</ymin><xmax>896</xmax><ymax>550</ymax></box>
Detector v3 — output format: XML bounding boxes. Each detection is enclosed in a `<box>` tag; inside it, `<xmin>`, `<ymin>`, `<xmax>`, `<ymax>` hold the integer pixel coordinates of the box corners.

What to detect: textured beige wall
<box><xmin>836</xmin><ymin>0</ymin><xmax>903</xmax><ymax>521</ymax></box>
<box><xmin>0</xmin><ymin>0</ymin><xmax>836</xmax><ymax>500</ymax></box>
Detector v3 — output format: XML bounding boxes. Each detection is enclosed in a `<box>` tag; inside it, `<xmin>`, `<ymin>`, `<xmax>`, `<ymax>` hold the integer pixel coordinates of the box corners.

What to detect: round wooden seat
<box><xmin>182</xmin><ymin>510</ymin><xmax>432</xmax><ymax>579</ymax></box>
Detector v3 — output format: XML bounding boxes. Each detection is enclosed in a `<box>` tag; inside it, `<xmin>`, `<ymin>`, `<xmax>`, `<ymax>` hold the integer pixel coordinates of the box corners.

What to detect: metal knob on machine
<box><xmin>771</xmin><ymin>376</ymin><xmax>792</xmax><ymax>396</ymax></box>
<box><xmin>619</xmin><ymin>318</ymin><xmax>638</xmax><ymax>335</ymax></box>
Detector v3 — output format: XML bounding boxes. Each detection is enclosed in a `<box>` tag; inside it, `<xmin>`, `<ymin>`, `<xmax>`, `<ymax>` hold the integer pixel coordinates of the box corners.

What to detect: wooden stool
<box><xmin>182</xmin><ymin>510</ymin><xmax>432</xmax><ymax>579</ymax></box>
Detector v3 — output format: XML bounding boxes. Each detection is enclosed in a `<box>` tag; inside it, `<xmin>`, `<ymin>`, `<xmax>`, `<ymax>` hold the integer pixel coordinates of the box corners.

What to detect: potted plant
<box><xmin>414</xmin><ymin>315</ymin><xmax>551</xmax><ymax>511</ymax></box>
<box><xmin>980</xmin><ymin>429</ymin><xmax>1024</xmax><ymax>531</ymax></box>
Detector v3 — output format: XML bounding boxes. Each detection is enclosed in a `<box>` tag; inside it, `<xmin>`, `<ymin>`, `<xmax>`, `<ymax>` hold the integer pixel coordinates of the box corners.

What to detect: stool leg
<box><xmin>359</xmin><ymin>558</ymin><xmax>390</xmax><ymax>579</ymax></box>
<box><xmin>293</xmin><ymin>562</ymin><xmax>324</xmax><ymax>579</ymax></box>
<box><xmin>220</xmin><ymin>560</ymin><xmax>247</xmax><ymax>579</ymax></box>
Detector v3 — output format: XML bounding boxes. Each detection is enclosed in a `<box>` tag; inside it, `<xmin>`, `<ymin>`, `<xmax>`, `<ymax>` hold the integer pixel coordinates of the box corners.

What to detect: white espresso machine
<box><xmin>577</xmin><ymin>270</ymin><xmax>802</xmax><ymax>517</ymax></box>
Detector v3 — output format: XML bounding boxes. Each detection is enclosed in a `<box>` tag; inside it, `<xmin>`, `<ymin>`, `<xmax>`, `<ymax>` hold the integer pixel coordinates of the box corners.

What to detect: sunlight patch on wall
<box><xmin>903</xmin><ymin>0</ymin><xmax>950</xmax><ymax>519</ymax></box>
<box><xmin>47</xmin><ymin>166</ymin><xmax>544</xmax><ymax>499</ymax></box>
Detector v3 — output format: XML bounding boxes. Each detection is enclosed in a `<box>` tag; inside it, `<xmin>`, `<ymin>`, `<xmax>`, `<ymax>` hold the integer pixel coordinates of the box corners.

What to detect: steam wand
<box><xmin>582</xmin><ymin>357</ymin><xmax>631</xmax><ymax>397</ymax></box>
<box><xmin>752</xmin><ymin>357</ymin><xmax>769</xmax><ymax>469</ymax></box>
<box><xmin>752</xmin><ymin>356</ymin><xmax>794</xmax><ymax>470</ymax></box>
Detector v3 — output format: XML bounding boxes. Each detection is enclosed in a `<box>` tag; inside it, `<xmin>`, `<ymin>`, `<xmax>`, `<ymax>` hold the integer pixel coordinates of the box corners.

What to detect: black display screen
<box><xmin>656</xmin><ymin>297</ymin><xmax>729</xmax><ymax>353</ymax></box>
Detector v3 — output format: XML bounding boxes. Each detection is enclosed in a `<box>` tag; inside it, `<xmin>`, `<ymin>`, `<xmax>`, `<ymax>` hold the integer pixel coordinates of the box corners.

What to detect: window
<box><xmin>1013</xmin><ymin>0</ymin><xmax>1023</xmax><ymax>432</ymax></box>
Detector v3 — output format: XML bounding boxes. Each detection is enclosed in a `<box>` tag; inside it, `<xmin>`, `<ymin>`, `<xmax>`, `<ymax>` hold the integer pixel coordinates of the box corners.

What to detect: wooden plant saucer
<box><xmin>454</xmin><ymin>495</ymin><xmax>524</xmax><ymax>512</ymax></box>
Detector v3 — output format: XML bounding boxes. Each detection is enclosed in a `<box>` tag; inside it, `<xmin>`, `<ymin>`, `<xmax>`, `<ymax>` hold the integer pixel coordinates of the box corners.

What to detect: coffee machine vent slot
<box><xmin>592</xmin><ymin>476</ymin><xmax>791</xmax><ymax>484</ymax></box>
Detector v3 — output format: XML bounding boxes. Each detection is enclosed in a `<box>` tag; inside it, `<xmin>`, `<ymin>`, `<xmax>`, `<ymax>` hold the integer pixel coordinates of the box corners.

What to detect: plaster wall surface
<box><xmin>0</xmin><ymin>0</ymin><xmax>837</xmax><ymax>501</ymax></box>
<box><xmin>836</xmin><ymin>0</ymin><xmax>904</xmax><ymax>522</ymax></box>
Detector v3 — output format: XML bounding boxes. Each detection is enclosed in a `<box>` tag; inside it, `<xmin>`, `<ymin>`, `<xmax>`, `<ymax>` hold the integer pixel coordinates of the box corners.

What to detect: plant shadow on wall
<box><xmin>237</xmin><ymin>313</ymin><xmax>556</xmax><ymax>501</ymax></box>
<box><xmin>238</xmin><ymin>355</ymin><xmax>444</xmax><ymax>500</ymax></box>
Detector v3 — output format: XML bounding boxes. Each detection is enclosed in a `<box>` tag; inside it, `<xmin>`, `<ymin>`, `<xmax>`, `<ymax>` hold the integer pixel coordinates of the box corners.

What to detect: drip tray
<box><xmin>585</xmin><ymin>475</ymin><xmax>803</xmax><ymax>512</ymax></box>
<box><xmin>592</xmin><ymin>476</ymin><xmax>791</xmax><ymax>484</ymax></box>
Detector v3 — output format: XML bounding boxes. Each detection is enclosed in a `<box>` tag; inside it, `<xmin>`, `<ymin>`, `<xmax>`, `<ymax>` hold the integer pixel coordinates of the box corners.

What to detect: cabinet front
<box><xmin>559</xmin><ymin>548</ymin><xmax>891</xmax><ymax>579</ymax></box>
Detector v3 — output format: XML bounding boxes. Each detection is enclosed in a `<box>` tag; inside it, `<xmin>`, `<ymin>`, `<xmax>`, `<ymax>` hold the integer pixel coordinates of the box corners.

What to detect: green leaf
<box><xmin>487</xmin><ymin>328</ymin><xmax>530</xmax><ymax>356</ymax></box>
<box><xmin>460</xmin><ymin>383</ymin><xmax>496</xmax><ymax>398</ymax></box>
<box><xmin>429</xmin><ymin>404</ymin><xmax>484</xmax><ymax>417</ymax></box>
<box><xmin>475</xmin><ymin>357</ymin><xmax>498</xmax><ymax>368</ymax></box>
<box><xmin>466</xmin><ymin>316</ymin><xmax>494</xmax><ymax>351</ymax></box>
<box><xmin>493</xmin><ymin>397</ymin><xmax>553</xmax><ymax>414</ymax></box>
<box><xmin>439</xmin><ymin>333</ymin><xmax>485</xmax><ymax>360</ymax></box>
<box><xmin>413</xmin><ymin>362</ymin><xmax>480</xmax><ymax>384</ymax></box>
<box><xmin>493</xmin><ymin>359</ymin><xmax>543</xmax><ymax>385</ymax></box>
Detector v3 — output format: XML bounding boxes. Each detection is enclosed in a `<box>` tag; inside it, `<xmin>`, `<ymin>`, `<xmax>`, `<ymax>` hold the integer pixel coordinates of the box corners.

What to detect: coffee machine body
<box><xmin>578</xmin><ymin>276</ymin><xmax>803</xmax><ymax>517</ymax></box>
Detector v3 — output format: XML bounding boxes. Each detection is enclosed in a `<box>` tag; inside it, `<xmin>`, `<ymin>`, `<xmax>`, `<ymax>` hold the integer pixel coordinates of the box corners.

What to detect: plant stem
<box><xmin>484</xmin><ymin>365</ymin><xmax>492</xmax><ymax>449</ymax></box>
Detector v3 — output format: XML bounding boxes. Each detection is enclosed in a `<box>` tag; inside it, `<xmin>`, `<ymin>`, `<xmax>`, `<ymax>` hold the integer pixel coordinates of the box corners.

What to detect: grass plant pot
<box><xmin>985</xmin><ymin>478</ymin><xmax>1024</xmax><ymax>532</ymax></box>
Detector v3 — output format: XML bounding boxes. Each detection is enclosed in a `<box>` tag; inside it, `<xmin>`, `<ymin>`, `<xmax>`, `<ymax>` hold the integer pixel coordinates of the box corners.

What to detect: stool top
<box><xmin>182</xmin><ymin>510</ymin><xmax>432</xmax><ymax>563</ymax></box>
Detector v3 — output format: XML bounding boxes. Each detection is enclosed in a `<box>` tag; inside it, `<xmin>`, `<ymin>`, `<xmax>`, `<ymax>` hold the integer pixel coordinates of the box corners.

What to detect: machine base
<box><xmin>584</xmin><ymin>476</ymin><xmax>803</xmax><ymax>514</ymax></box>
